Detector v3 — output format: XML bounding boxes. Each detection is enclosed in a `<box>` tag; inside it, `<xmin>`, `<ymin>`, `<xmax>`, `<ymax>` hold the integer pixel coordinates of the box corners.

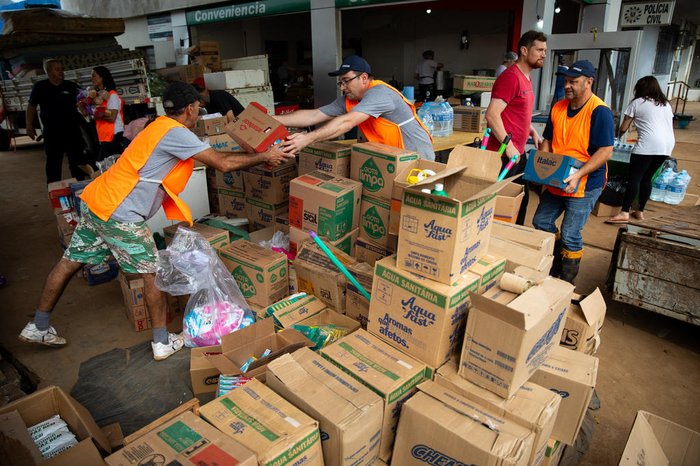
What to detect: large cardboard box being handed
<box><xmin>225</xmin><ymin>102</ymin><xmax>288</xmax><ymax>153</ymax></box>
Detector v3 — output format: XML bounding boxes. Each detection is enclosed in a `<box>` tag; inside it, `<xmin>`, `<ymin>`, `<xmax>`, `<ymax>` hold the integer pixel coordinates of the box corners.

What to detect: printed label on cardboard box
<box><xmin>359</xmin><ymin>195</ymin><xmax>391</xmax><ymax>247</ymax></box>
<box><xmin>299</xmin><ymin>142</ymin><xmax>352</xmax><ymax>178</ymax></box>
<box><xmin>351</xmin><ymin>143</ymin><xmax>419</xmax><ymax>200</ymax></box>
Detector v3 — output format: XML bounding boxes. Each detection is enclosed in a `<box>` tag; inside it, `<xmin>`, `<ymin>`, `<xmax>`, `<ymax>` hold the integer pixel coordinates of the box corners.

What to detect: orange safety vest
<box><xmin>95</xmin><ymin>90</ymin><xmax>124</xmax><ymax>143</ymax></box>
<box><xmin>547</xmin><ymin>93</ymin><xmax>608</xmax><ymax>198</ymax></box>
<box><xmin>80</xmin><ymin>116</ymin><xmax>195</xmax><ymax>225</ymax></box>
<box><xmin>346</xmin><ymin>80</ymin><xmax>432</xmax><ymax>149</ymax></box>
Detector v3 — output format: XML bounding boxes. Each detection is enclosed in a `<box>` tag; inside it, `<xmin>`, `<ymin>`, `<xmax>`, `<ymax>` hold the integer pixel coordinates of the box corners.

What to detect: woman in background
<box><xmin>92</xmin><ymin>66</ymin><xmax>125</xmax><ymax>161</ymax></box>
<box><xmin>606</xmin><ymin>76</ymin><xmax>675</xmax><ymax>223</ymax></box>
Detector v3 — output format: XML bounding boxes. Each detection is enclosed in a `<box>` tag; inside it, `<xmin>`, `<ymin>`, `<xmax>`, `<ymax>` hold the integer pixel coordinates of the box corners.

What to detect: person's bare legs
<box><xmin>19</xmin><ymin>257</ymin><xmax>83</xmax><ymax>347</ymax></box>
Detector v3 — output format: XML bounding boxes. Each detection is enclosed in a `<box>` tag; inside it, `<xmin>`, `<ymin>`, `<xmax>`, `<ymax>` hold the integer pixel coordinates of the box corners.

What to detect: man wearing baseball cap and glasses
<box><xmin>531</xmin><ymin>59</ymin><xmax>615</xmax><ymax>285</ymax></box>
<box><xmin>18</xmin><ymin>82</ymin><xmax>293</xmax><ymax>361</ymax></box>
<box><xmin>275</xmin><ymin>55</ymin><xmax>435</xmax><ymax>160</ymax></box>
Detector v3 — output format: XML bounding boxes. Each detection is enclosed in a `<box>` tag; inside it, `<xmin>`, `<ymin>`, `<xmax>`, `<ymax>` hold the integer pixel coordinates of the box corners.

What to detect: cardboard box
<box><xmin>164</xmin><ymin>222</ymin><xmax>229</xmax><ymax>250</ymax></box>
<box><xmin>467</xmin><ymin>253</ymin><xmax>506</xmax><ymax>294</ymax></box>
<box><xmin>354</xmin><ymin>237</ymin><xmax>395</xmax><ymax>266</ymax></box>
<box><xmin>345</xmin><ymin>262</ymin><xmax>374</xmax><ymax>329</ymax></box>
<box><xmin>320</xmin><ymin>330</ymin><xmax>427</xmax><ymax>462</ymax></box>
<box><xmin>193</xmin><ymin>114</ymin><xmax>228</xmax><ymax>137</ymax></box>
<box><xmin>0</xmin><ymin>386</ymin><xmax>111</xmax><ymax>463</ymax></box>
<box><xmin>350</xmin><ymin>142</ymin><xmax>419</xmax><ymax>200</ymax></box>
<box><xmin>266</xmin><ymin>294</ymin><xmax>327</xmax><ymax>329</ymax></box>
<box><xmin>592</xmin><ymin>201</ymin><xmax>621</xmax><ymax>217</ymax></box>
<box><xmin>299</xmin><ymin>141</ymin><xmax>352</xmax><ymax>178</ymax></box>
<box><xmin>289</xmin><ymin>171</ymin><xmax>362</xmax><ymax>241</ymax></box>
<box><xmin>523</xmin><ymin>150</ymin><xmax>585</xmax><ymax>190</ymax></box>
<box><xmin>396</xmin><ymin>146</ymin><xmax>513</xmax><ymax>284</ymax></box>
<box><xmin>358</xmin><ymin>194</ymin><xmax>392</xmax><ymax>248</ymax></box>
<box><xmin>0</xmin><ymin>410</ymin><xmax>43</xmax><ymax>463</ymax></box>
<box><xmin>390</xmin><ymin>159</ymin><xmax>447</xmax><ymax>235</ymax></box>
<box><xmin>55</xmin><ymin>208</ymin><xmax>78</xmax><ymax>248</ymax></box>
<box><xmin>48</xmin><ymin>178</ymin><xmax>77</xmax><ymax>210</ymax></box>
<box><xmin>245</xmin><ymin>197</ymin><xmax>288</xmax><ymax>230</ymax></box>
<box><xmin>495</xmin><ymin>182</ymin><xmax>525</xmax><ymax>223</ymax></box>
<box><xmin>189</xmin><ymin>318</ymin><xmax>313</xmax><ymax>394</ymax></box>
<box><xmin>435</xmin><ymin>359</ymin><xmax>561</xmax><ymax>466</ymax></box>
<box><xmin>530</xmin><ymin>346</ymin><xmax>598</xmax><ymax>446</ymax></box>
<box><xmin>619</xmin><ymin>410</ymin><xmax>700</xmax><ymax>466</ymax></box>
<box><xmin>367</xmin><ymin>255</ymin><xmax>479</xmax><ymax>372</ymax></box>
<box><xmin>542</xmin><ymin>439</ymin><xmax>565</xmax><ymax>466</ymax></box>
<box><xmin>105</xmin><ymin>411</ymin><xmax>256</xmax><ymax>466</ymax></box>
<box><xmin>392</xmin><ymin>381</ymin><xmax>535</xmax><ymax>466</ymax></box>
<box><xmin>189</xmin><ymin>41</ymin><xmax>221</xmax><ymax>70</ymax></box>
<box><xmin>155</xmin><ymin>64</ymin><xmax>206</xmax><ymax>83</ymax></box>
<box><xmin>492</xmin><ymin>220</ymin><xmax>556</xmax><ymax>255</ymax></box>
<box><xmin>560</xmin><ymin>288</ymin><xmax>607</xmax><ymax>355</ymax></box>
<box><xmin>296</xmin><ymin>308</ymin><xmax>362</xmax><ymax>339</ymax></box>
<box><xmin>294</xmin><ymin>241</ymin><xmax>357</xmax><ymax>311</ymax></box>
<box><xmin>459</xmin><ymin>277</ymin><xmax>575</xmax><ymax>398</ymax></box>
<box><xmin>274</xmin><ymin>213</ymin><xmax>289</xmax><ymax>234</ymax></box>
<box><xmin>199</xmin><ymin>379</ymin><xmax>324</xmax><ymax>466</ymax></box>
<box><xmin>453</xmin><ymin>74</ymin><xmax>496</xmax><ymax>94</ymax></box>
<box><xmin>225</xmin><ymin>102</ymin><xmax>288</xmax><ymax>153</ymax></box>
<box><xmin>208</xmin><ymin>133</ymin><xmax>241</xmax><ymax>152</ymax></box>
<box><xmin>218</xmin><ymin>240</ymin><xmax>288</xmax><ymax>308</ymax></box>
<box><xmin>453</xmin><ymin>106</ymin><xmax>487</xmax><ymax>132</ymax></box>
<box><xmin>267</xmin><ymin>348</ymin><xmax>383</xmax><ymax>466</ymax></box>
<box><xmin>218</xmin><ymin>188</ymin><xmax>247</xmax><ymax>218</ymax></box>
<box><xmin>216</xmin><ymin>169</ymin><xmax>245</xmax><ymax>192</ymax></box>
<box><xmin>488</xmin><ymin>235</ymin><xmax>554</xmax><ymax>274</ymax></box>
<box><xmin>118</xmin><ymin>272</ymin><xmax>176</xmax><ymax>332</ymax></box>
<box><xmin>289</xmin><ymin>226</ymin><xmax>358</xmax><ymax>258</ymax></box>
<box><xmin>243</xmin><ymin>158</ymin><xmax>297</xmax><ymax>205</ymax></box>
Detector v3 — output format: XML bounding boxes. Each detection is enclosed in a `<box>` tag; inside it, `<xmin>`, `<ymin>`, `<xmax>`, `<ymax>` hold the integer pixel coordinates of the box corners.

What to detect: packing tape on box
<box><xmin>499</xmin><ymin>272</ymin><xmax>533</xmax><ymax>294</ymax></box>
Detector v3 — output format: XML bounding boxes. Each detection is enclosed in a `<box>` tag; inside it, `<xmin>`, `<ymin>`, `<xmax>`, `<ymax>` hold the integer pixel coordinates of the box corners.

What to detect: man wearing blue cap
<box><xmin>532</xmin><ymin>59</ymin><xmax>615</xmax><ymax>285</ymax></box>
<box><xmin>275</xmin><ymin>56</ymin><xmax>435</xmax><ymax>160</ymax></box>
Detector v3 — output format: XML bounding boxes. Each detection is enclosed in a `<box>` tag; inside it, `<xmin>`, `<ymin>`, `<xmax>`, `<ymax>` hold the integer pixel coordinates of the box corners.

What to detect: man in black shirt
<box><xmin>192</xmin><ymin>78</ymin><xmax>245</xmax><ymax>123</ymax></box>
<box><xmin>26</xmin><ymin>59</ymin><xmax>91</xmax><ymax>183</ymax></box>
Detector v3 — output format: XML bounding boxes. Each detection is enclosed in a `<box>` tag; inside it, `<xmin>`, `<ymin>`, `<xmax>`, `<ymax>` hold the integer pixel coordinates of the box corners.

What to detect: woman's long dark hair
<box><xmin>633</xmin><ymin>76</ymin><xmax>669</xmax><ymax>106</ymax></box>
<box><xmin>93</xmin><ymin>66</ymin><xmax>116</xmax><ymax>91</ymax></box>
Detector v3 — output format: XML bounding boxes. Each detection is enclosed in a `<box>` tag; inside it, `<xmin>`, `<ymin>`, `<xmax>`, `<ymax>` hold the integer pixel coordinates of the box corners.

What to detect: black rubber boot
<box><xmin>559</xmin><ymin>257</ymin><xmax>581</xmax><ymax>284</ymax></box>
<box><xmin>550</xmin><ymin>239</ymin><xmax>563</xmax><ymax>277</ymax></box>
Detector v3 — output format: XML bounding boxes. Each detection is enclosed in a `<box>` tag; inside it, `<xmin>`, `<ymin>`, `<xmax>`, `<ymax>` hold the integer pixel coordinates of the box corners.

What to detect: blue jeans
<box><xmin>532</xmin><ymin>187</ymin><xmax>602</xmax><ymax>253</ymax></box>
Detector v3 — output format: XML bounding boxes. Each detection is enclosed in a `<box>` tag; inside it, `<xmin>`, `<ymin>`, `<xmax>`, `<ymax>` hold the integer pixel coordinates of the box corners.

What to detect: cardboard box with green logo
<box><xmin>218</xmin><ymin>188</ymin><xmax>246</xmax><ymax>218</ymax></box>
<box><xmin>289</xmin><ymin>171</ymin><xmax>362</xmax><ymax>241</ymax></box>
<box><xmin>467</xmin><ymin>253</ymin><xmax>507</xmax><ymax>294</ymax></box>
<box><xmin>367</xmin><ymin>255</ymin><xmax>479</xmax><ymax>372</ymax></box>
<box><xmin>218</xmin><ymin>239</ymin><xmax>288</xmax><ymax>308</ymax></box>
<box><xmin>265</xmin><ymin>294</ymin><xmax>327</xmax><ymax>329</ymax></box>
<box><xmin>396</xmin><ymin>146</ymin><xmax>514</xmax><ymax>285</ymax></box>
<box><xmin>299</xmin><ymin>141</ymin><xmax>352</xmax><ymax>178</ymax></box>
<box><xmin>294</xmin><ymin>242</ymin><xmax>357</xmax><ymax>311</ymax></box>
<box><xmin>199</xmin><ymin>378</ymin><xmax>324</xmax><ymax>466</ymax></box>
<box><xmin>320</xmin><ymin>330</ymin><xmax>427</xmax><ymax>462</ymax></box>
<box><xmin>243</xmin><ymin>158</ymin><xmax>297</xmax><ymax>205</ymax></box>
<box><xmin>245</xmin><ymin>197</ymin><xmax>288</xmax><ymax>231</ymax></box>
<box><xmin>164</xmin><ymin>222</ymin><xmax>229</xmax><ymax>250</ymax></box>
<box><xmin>216</xmin><ymin>169</ymin><xmax>244</xmax><ymax>192</ymax></box>
<box><xmin>350</xmin><ymin>142</ymin><xmax>419</xmax><ymax>200</ymax></box>
<box><xmin>267</xmin><ymin>348</ymin><xmax>383</xmax><ymax>466</ymax></box>
<box><xmin>359</xmin><ymin>194</ymin><xmax>392</xmax><ymax>248</ymax></box>
<box><xmin>392</xmin><ymin>381</ymin><xmax>535</xmax><ymax>466</ymax></box>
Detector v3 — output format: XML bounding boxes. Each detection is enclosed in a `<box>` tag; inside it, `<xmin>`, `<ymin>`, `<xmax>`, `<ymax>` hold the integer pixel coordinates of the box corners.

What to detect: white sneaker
<box><xmin>18</xmin><ymin>322</ymin><xmax>67</xmax><ymax>347</ymax></box>
<box><xmin>152</xmin><ymin>333</ymin><xmax>184</xmax><ymax>361</ymax></box>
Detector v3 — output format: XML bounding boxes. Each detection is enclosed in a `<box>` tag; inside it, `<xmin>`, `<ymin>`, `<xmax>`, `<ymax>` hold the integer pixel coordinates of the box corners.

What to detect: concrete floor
<box><xmin>1</xmin><ymin>103</ymin><xmax>699</xmax><ymax>464</ymax></box>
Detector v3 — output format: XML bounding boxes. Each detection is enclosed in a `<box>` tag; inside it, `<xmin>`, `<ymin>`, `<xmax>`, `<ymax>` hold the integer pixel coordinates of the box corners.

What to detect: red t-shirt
<box><xmin>485</xmin><ymin>64</ymin><xmax>534</xmax><ymax>154</ymax></box>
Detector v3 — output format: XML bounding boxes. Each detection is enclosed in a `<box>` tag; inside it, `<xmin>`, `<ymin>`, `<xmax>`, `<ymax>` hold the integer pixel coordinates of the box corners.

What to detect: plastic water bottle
<box><xmin>417</xmin><ymin>104</ymin><xmax>435</xmax><ymax>135</ymax></box>
<box><xmin>431</xmin><ymin>98</ymin><xmax>454</xmax><ymax>138</ymax></box>
<box><xmin>650</xmin><ymin>168</ymin><xmax>674</xmax><ymax>202</ymax></box>
<box><xmin>664</xmin><ymin>170</ymin><xmax>691</xmax><ymax>205</ymax></box>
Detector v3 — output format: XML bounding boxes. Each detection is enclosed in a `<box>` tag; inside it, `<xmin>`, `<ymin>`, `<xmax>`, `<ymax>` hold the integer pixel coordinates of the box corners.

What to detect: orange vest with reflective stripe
<box><xmin>345</xmin><ymin>80</ymin><xmax>432</xmax><ymax>149</ymax></box>
<box><xmin>80</xmin><ymin>116</ymin><xmax>195</xmax><ymax>225</ymax></box>
<box><xmin>95</xmin><ymin>90</ymin><xmax>123</xmax><ymax>142</ymax></box>
<box><xmin>547</xmin><ymin>94</ymin><xmax>607</xmax><ymax>198</ymax></box>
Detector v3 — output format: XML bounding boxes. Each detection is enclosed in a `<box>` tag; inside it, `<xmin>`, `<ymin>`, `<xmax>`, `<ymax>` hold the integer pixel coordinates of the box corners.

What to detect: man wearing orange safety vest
<box><xmin>274</xmin><ymin>55</ymin><xmax>435</xmax><ymax>160</ymax></box>
<box><xmin>18</xmin><ymin>82</ymin><xmax>293</xmax><ymax>360</ymax></box>
<box><xmin>532</xmin><ymin>60</ymin><xmax>614</xmax><ymax>285</ymax></box>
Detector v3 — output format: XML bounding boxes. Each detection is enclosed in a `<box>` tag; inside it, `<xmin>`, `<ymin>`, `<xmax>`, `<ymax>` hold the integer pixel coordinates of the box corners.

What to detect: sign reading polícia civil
<box><xmin>620</xmin><ymin>1</ymin><xmax>675</xmax><ymax>27</ymax></box>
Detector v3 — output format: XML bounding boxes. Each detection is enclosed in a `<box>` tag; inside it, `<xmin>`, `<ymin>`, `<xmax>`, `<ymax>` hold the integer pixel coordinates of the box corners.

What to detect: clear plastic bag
<box><xmin>652</xmin><ymin>157</ymin><xmax>678</xmax><ymax>182</ymax></box>
<box><xmin>96</xmin><ymin>154</ymin><xmax>121</xmax><ymax>173</ymax></box>
<box><xmin>156</xmin><ymin>226</ymin><xmax>254</xmax><ymax>347</ymax></box>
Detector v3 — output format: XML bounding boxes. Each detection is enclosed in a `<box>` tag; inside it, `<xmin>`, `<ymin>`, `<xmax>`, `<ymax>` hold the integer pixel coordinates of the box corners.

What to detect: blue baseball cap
<box><xmin>328</xmin><ymin>55</ymin><xmax>372</xmax><ymax>77</ymax></box>
<box><xmin>557</xmin><ymin>60</ymin><xmax>596</xmax><ymax>78</ymax></box>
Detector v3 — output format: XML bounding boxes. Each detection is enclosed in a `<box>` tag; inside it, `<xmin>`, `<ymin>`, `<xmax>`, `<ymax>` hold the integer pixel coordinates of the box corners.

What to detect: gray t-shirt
<box><xmin>111</xmin><ymin>126</ymin><xmax>209</xmax><ymax>222</ymax></box>
<box><xmin>319</xmin><ymin>84</ymin><xmax>435</xmax><ymax>160</ymax></box>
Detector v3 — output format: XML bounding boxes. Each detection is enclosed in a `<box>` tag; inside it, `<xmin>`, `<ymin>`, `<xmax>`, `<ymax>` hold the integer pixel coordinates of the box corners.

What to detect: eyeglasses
<box><xmin>337</xmin><ymin>74</ymin><xmax>362</xmax><ymax>88</ymax></box>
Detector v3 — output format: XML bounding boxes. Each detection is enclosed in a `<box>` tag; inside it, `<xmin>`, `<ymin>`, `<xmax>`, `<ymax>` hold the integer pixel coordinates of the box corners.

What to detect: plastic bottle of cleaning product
<box><xmin>464</xmin><ymin>97</ymin><xmax>473</xmax><ymax>107</ymax></box>
<box><xmin>431</xmin><ymin>183</ymin><xmax>449</xmax><ymax>197</ymax></box>
<box><xmin>649</xmin><ymin>168</ymin><xmax>675</xmax><ymax>202</ymax></box>
<box><xmin>664</xmin><ymin>170</ymin><xmax>691</xmax><ymax>205</ymax></box>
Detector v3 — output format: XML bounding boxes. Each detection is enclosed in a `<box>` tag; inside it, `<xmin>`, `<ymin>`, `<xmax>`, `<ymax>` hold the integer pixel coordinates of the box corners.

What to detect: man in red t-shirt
<box><xmin>486</xmin><ymin>30</ymin><xmax>547</xmax><ymax>225</ymax></box>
